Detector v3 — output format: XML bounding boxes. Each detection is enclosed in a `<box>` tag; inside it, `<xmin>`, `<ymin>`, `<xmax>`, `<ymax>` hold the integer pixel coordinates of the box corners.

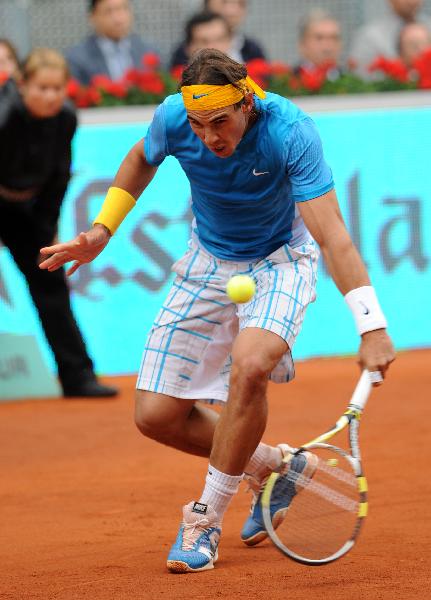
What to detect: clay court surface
<box><xmin>1</xmin><ymin>350</ymin><xmax>430</xmax><ymax>600</ymax></box>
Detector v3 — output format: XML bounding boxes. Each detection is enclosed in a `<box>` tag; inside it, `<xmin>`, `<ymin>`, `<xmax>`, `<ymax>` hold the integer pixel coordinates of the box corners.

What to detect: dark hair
<box><xmin>88</xmin><ymin>0</ymin><xmax>106</xmax><ymax>11</ymax></box>
<box><xmin>203</xmin><ymin>0</ymin><xmax>248</xmax><ymax>8</ymax></box>
<box><xmin>181</xmin><ymin>48</ymin><xmax>247</xmax><ymax>87</ymax></box>
<box><xmin>185</xmin><ymin>11</ymin><xmax>230</xmax><ymax>46</ymax></box>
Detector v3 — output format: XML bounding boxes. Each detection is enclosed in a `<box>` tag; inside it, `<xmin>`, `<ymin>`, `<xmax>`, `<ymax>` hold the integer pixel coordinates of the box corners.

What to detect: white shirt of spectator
<box><xmin>97</xmin><ymin>36</ymin><xmax>133</xmax><ymax>81</ymax></box>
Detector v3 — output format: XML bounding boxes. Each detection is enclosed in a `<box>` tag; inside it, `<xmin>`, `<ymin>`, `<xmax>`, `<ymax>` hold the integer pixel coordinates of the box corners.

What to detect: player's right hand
<box><xmin>39</xmin><ymin>224</ymin><xmax>111</xmax><ymax>276</ymax></box>
<box><xmin>358</xmin><ymin>328</ymin><xmax>396</xmax><ymax>386</ymax></box>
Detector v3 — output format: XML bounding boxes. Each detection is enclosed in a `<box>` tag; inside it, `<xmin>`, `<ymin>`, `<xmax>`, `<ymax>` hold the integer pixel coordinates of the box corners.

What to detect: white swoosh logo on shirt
<box><xmin>253</xmin><ymin>168</ymin><xmax>270</xmax><ymax>176</ymax></box>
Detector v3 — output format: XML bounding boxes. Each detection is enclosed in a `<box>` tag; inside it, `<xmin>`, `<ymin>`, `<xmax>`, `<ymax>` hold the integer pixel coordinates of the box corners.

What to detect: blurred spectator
<box><xmin>65</xmin><ymin>0</ymin><xmax>157</xmax><ymax>85</ymax></box>
<box><xmin>350</xmin><ymin>0</ymin><xmax>431</xmax><ymax>77</ymax></box>
<box><xmin>294</xmin><ymin>10</ymin><xmax>343</xmax><ymax>77</ymax></box>
<box><xmin>0</xmin><ymin>39</ymin><xmax>20</xmax><ymax>83</ymax></box>
<box><xmin>204</xmin><ymin>0</ymin><xmax>266</xmax><ymax>62</ymax></box>
<box><xmin>399</xmin><ymin>21</ymin><xmax>431</xmax><ymax>67</ymax></box>
<box><xmin>170</xmin><ymin>11</ymin><xmax>232</xmax><ymax>70</ymax></box>
<box><xmin>0</xmin><ymin>48</ymin><xmax>117</xmax><ymax>398</ymax></box>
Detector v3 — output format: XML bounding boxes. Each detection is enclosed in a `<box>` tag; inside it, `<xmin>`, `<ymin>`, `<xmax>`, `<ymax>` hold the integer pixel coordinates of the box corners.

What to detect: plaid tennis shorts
<box><xmin>136</xmin><ymin>236</ymin><xmax>319</xmax><ymax>404</ymax></box>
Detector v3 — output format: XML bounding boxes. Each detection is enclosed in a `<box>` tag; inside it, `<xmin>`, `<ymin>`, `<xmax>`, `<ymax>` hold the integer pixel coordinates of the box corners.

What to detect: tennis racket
<box><xmin>261</xmin><ymin>369</ymin><xmax>377</xmax><ymax>566</ymax></box>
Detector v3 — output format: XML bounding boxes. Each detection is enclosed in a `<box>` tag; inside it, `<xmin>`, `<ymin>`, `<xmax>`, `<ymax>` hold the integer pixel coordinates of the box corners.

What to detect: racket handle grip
<box><xmin>349</xmin><ymin>369</ymin><xmax>372</xmax><ymax>412</ymax></box>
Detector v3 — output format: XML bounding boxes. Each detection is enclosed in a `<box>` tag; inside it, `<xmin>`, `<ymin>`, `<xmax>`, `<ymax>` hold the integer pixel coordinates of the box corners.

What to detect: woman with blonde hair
<box><xmin>0</xmin><ymin>48</ymin><xmax>117</xmax><ymax>397</ymax></box>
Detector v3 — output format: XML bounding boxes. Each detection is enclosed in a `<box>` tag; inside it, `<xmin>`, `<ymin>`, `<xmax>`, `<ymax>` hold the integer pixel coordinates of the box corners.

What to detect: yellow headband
<box><xmin>181</xmin><ymin>76</ymin><xmax>266</xmax><ymax>111</ymax></box>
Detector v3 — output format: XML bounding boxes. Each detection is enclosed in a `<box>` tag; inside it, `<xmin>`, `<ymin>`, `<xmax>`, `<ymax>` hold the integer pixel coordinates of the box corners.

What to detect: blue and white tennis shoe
<box><xmin>241</xmin><ymin>446</ymin><xmax>318</xmax><ymax>546</ymax></box>
<box><xmin>167</xmin><ymin>501</ymin><xmax>221</xmax><ymax>573</ymax></box>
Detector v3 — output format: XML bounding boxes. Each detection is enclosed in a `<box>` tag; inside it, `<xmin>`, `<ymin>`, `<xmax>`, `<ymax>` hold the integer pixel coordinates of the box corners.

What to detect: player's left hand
<box><xmin>358</xmin><ymin>329</ymin><xmax>395</xmax><ymax>385</ymax></box>
<box><xmin>39</xmin><ymin>224</ymin><xmax>111</xmax><ymax>276</ymax></box>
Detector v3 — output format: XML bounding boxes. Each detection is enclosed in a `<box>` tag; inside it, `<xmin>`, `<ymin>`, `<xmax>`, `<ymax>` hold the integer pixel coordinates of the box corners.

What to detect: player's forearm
<box><xmin>320</xmin><ymin>230</ymin><xmax>370</xmax><ymax>296</ymax></box>
<box><xmin>111</xmin><ymin>140</ymin><xmax>157</xmax><ymax>199</ymax></box>
<box><xmin>93</xmin><ymin>140</ymin><xmax>157</xmax><ymax>236</ymax></box>
<box><xmin>320</xmin><ymin>231</ymin><xmax>388</xmax><ymax>336</ymax></box>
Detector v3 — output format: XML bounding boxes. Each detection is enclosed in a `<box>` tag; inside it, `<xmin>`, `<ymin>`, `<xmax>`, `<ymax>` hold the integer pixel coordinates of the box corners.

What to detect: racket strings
<box><xmin>291</xmin><ymin>473</ymin><xmax>358</xmax><ymax>513</ymax></box>
<box><xmin>272</xmin><ymin>449</ymin><xmax>360</xmax><ymax>561</ymax></box>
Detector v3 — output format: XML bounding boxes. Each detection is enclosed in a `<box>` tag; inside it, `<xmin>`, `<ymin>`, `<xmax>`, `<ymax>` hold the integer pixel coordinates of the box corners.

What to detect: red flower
<box><xmin>368</xmin><ymin>56</ymin><xmax>409</xmax><ymax>82</ymax></box>
<box><xmin>418</xmin><ymin>76</ymin><xmax>431</xmax><ymax>89</ymax></box>
<box><xmin>412</xmin><ymin>47</ymin><xmax>431</xmax><ymax>88</ymax></box>
<box><xmin>90</xmin><ymin>75</ymin><xmax>128</xmax><ymax>98</ymax></box>
<box><xmin>86</xmin><ymin>87</ymin><xmax>102</xmax><ymax>106</ymax></box>
<box><xmin>67</xmin><ymin>79</ymin><xmax>101</xmax><ymax>108</ymax></box>
<box><xmin>299</xmin><ymin>66</ymin><xmax>326</xmax><ymax>92</ymax></box>
<box><xmin>66</xmin><ymin>79</ymin><xmax>81</xmax><ymax>98</ymax></box>
<box><xmin>368</xmin><ymin>56</ymin><xmax>386</xmax><ymax>72</ymax></box>
<box><xmin>170</xmin><ymin>64</ymin><xmax>185</xmax><ymax>81</ymax></box>
<box><xmin>0</xmin><ymin>71</ymin><xmax>9</xmax><ymax>85</ymax></box>
<box><xmin>73</xmin><ymin>87</ymin><xmax>102</xmax><ymax>108</ymax></box>
<box><xmin>270</xmin><ymin>61</ymin><xmax>291</xmax><ymax>76</ymax></box>
<box><xmin>247</xmin><ymin>58</ymin><xmax>272</xmax><ymax>88</ymax></box>
<box><xmin>91</xmin><ymin>74</ymin><xmax>113</xmax><ymax>90</ymax></box>
<box><xmin>123</xmin><ymin>68</ymin><xmax>141</xmax><ymax>85</ymax></box>
<box><xmin>138</xmin><ymin>72</ymin><xmax>165</xmax><ymax>95</ymax></box>
<box><xmin>108</xmin><ymin>81</ymin><xmax>128</xmax><ymax>98</ymax></box>
<box><xmin>246</xmin><ymin>58</ymin><xmax>272</xmax><ymax>77</ymax></box>
<box><xmin>142</xmin><ymin>52</ymin><xmax>160</xmax><ymax>69</ymax></box>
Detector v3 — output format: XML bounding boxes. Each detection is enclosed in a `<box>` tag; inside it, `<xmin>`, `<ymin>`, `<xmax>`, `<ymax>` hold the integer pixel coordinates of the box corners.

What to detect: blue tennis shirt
<box><xmin>144</xmin><ymin>92</ymin><xmax>334</xmax><ymax>261</ymax></box>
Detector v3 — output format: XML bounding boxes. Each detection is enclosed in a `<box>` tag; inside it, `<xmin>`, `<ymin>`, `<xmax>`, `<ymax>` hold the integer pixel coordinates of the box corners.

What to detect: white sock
<box><xmin>245</xmin><ymin>443</ymin><xmax>284</xmax><ymax>482</ymax></box>
<box><xmin>199</xmin><ymin>464</ymin><xmax>243</xmax><ymax>524</ymax></box>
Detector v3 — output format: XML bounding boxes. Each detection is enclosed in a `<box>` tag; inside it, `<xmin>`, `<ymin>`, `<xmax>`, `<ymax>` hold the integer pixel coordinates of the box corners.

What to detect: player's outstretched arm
<box><xmin>39</xmin><ymin>140</ymin><xmax>157</xmax><ymax>275</ymax></box>
<box><xmin>298</xmin><ymin>189</ymin><xmax>396</xmax><ymax>382</ymax></box>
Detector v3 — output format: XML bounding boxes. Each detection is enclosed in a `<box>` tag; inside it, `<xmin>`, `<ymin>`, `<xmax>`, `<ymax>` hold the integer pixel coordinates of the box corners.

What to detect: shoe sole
<box><xmin>167</xmin><ymin>550</ymin><xmax>218</xmax><ymax>573</ymax></box>
<box><xmin>241</xmin><ymin>507</ymin><xmax>288</xmax><ymax>546</ymax></box>
<box><xmin>167</xmin><ymin>559</ymin><xmax>214</xmax><ymax>573</ymax></box>
<box><xmin>242</xmin><ymin>452</ymin><xmax>318</xmax><ymax>546</ymax></box>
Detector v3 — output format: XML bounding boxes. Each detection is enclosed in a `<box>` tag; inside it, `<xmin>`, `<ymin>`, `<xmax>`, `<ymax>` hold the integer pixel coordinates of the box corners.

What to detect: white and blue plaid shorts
<box><xmin>136</xmin><ymin>237</ymin><xmax>319</xmax><ymax>404</ymax></box>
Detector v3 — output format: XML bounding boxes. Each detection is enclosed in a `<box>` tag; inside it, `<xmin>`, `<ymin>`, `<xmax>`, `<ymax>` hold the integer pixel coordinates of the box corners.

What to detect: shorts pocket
<box><xmin>267</xmin><ymin>239</ymin><xmax>319</xmax><ymax>264</ymax></box>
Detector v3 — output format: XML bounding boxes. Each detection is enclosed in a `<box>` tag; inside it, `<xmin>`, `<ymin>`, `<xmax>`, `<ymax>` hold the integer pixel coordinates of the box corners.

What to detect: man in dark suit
<box><xmin>204</xmin><ymin>0</ymin><xmax>266</xmax><ymax>62</ymax></box>
<box><xmin>65</xmin><ymin>0</ymin><xmax>158</xmax><ymax>85</ymax></box>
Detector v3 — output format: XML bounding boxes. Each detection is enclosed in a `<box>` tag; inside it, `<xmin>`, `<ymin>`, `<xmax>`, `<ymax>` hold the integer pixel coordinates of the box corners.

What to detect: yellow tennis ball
<box><xmin>226</xmin><ymin>275</ymin><xmax>256</xmax><ymax>303</ymax></box>
<box><xmin>327</xmin><ymin>458</ymin><xmax>339</xmax><ymax>467</ymax></box>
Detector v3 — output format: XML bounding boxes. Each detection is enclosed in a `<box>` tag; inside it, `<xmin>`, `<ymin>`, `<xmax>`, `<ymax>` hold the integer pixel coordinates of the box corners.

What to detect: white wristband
<box><xmin>344</xmin><ymin>286</ymin><xmax>387</xmax><ymax>336</ymax></box>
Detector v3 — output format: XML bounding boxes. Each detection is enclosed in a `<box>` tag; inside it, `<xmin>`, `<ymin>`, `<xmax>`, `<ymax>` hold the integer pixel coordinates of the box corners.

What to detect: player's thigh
<box><xmin>242</xmin><ymin>239</ymin><xmax>319</xmax><ymax>350</ymax></box>
<box><xmin>135</xmin><ymin>389</ymin><xmax>196</xmax><ymax>432</ymax></box>
<box><xmin>231</xmin><ymin>327</ymin><xmax>288</xmax><ymax>376</ymax></box>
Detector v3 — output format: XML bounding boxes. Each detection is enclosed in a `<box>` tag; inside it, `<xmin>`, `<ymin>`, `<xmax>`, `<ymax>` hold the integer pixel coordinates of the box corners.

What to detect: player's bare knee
<box><xmin>134</xmin><ymin>390</ymin><xmax>190</xmax><ymax>441</ymax></box>
<box><xmin>134</xmin><ymin>390</ymin><xmax>168</xmax><ymax>438</ymax></box>
<box><xmin>231</xmin><ymin>354</ymin><xmax>270</xmax><ymax>386</ymax></box>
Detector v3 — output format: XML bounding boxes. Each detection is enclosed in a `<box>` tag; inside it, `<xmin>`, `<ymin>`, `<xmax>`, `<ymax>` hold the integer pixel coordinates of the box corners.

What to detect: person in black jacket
<box><xmin>170</xmin><ymin>11</ymin><xmax>233</xmax><ymax>70</ymax></box>
<box><xmin>0</xmin><ymin>48</ymin><xmax>117</xmax><ymax>398</ymax></box>
<box><xmin>205</xmin><ymin>0</ymin><xmax>266</xmax><ymax>62</ymax></box>
<box><xmin>170</xmin><ymin>0</ymin><xmax>266</xmax><ymax>70</ymax></box>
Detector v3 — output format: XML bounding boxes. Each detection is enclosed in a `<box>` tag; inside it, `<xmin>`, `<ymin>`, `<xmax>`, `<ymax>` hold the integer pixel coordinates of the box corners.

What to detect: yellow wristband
<box><xmin>93</xmin><ymin>186</ymin><xmax>136</xmax><ymax>235</ymax></box>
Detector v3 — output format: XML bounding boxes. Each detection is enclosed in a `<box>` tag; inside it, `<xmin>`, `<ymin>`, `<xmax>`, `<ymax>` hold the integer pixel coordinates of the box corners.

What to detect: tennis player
<box><xmin>39</xmin><ymin>49</ymin><xmax>395</xmax><ymax>573</ymax></box>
